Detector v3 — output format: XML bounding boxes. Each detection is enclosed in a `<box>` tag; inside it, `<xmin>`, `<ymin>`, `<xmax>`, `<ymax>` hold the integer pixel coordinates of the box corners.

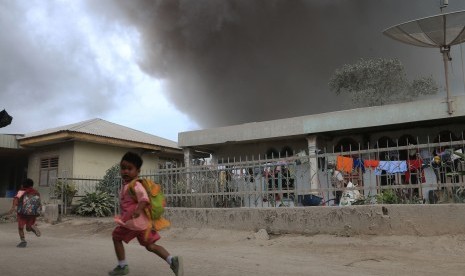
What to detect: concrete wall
<box><xmin>73</xmin><ymin>141</ymin><xmax>161</xmax><ymax>177</ymax></box>
<box><xmin>21</xmin><ymin>142</ymin><xmax>164</xmax><ymax>202</ymax></box>
<box><xmin>73</xmin><ymin>141</ymin><xmax>125</xmax><ymax>178</ymax></box>
<box><xmin>165</xmin><ymin>204</ymin><xmax>465</xmax><ymax>236</ymax></box>
<box><xmin>26</xmin><ymin>144</ymin><xmax>73</xmax><ymax>202</ymax></box>
<box><xmin>2</xmin><ymin>200</ymin><xmax>465</xmax><ymax>236</ymax></box>
<box><xmin>205</xmin><ymin>122</ymin><xmax>465</xmax><ymax>161</ymax></box>
<box><xmin>25</xmin><ymin>142</ymin><xmax>165</xmax><ymax>184</ymax></box>
<box><xmin>0</xmin><ymin>198</ymin><xmax>12</xmax><ymax>214</ymax></box>
<box><xmin>27</xmin><ymin>143</ymin><xmax>74</xmax><ymax>180</ymax></box>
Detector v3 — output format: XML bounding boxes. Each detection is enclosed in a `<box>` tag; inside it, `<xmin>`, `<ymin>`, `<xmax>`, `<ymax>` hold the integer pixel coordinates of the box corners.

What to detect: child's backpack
<box><xmin>17</xmin><ymin>190</ymin><xmax>42</xmax><ymax>216</ymax></box>
<box><xmin>128</xmin><ymin>178</ymin><xmax>170</xmax><ymax>234</ymax></box>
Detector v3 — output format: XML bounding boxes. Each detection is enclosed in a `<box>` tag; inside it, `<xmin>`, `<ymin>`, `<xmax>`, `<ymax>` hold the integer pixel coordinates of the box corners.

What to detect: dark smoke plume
<box><xmin>88</xmin><ymin>0</ymin><xmax>465</xmax><ymax>128</ymax></box>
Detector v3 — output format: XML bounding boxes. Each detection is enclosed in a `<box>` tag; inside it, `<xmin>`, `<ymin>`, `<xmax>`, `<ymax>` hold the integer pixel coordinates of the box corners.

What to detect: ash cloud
<box><xmin>89</xmin><ymin>0</ymin><xmax>465</xmax><ymax>128</ymax></box>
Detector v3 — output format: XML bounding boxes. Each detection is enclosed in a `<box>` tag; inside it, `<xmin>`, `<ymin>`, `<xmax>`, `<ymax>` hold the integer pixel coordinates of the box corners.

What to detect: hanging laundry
<box><xmin>420</xmin><ymin>148</ymin><xmax>433</xmax><ymax>160</ymax></box>
<box><xmin>374</xmin><ymin>161</ymin><xmax>408</xmax><ymax>175</ymax></box>
<box><xmin>452</xmin><ymin>149</ymin><xmax>463</xmax><ymax>161</ymax></box>
<box><xmin>364</xmin><ymin>159</ymin><xmax>380</xmax><ymax>169</ymax></box>
<box><xmin>333</xmin><ymin>170</ymin><xmax>344</xmax><ymax>182</ymax></box>
<box><xmin>353</xmin><ymin>157</ymin><xmax>365</xmax><ymax>173</ymax></box>
<box><xmin>405</xmin><ymin>159</ymin><xmax>426</xmax><ymax>183</ymax></box>
<box><xmin>336</xmin><ymin>156</ymin><xmax>353</xmax><ymax>173</ymax></box>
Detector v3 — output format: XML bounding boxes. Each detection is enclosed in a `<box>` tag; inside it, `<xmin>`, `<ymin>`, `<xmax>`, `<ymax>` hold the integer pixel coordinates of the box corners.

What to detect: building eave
<box><xmin>18</xmin><ymin>131</ymin><xmax>182</xmax><ymax>154</ymax></box>
<box><xmin>178</xmin><ymin>96</ymin><xmax>465</xmax><ymax>148</ymax></box>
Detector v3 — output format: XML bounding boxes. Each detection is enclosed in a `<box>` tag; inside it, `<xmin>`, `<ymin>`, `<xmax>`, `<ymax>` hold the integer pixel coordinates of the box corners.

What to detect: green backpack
<box><xmin>128</xmin><ymin>178</ymin><xmax>170</xmax><ymax>231</ymax></box>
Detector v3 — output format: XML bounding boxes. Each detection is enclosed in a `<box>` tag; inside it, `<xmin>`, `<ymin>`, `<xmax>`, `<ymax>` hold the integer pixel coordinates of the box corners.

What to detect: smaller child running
<box><xmin>109</xmin><ymin>151</ymin><xmax>183</xmax><ymax>276</ymax></box>
<box><xmin>8</xmin><ymin>178</ymin><xmax>41</xmax><ymax>248</ymax></box>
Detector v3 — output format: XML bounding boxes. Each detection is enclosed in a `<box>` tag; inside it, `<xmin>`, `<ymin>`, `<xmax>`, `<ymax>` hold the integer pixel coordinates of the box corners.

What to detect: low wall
<box><xmin>3</xmin><ymin>201</ymin><xmax>465</xmax><ymax>236</ymax></box>
<box><xmin>0</xmin><ymin>198</ymin><xmax>58</xmax><ymax>222</ymax></box>
<box><xmin>165</xmin><ymin>204</ymin><xmax>465</xmax><ymax>236</ymax></box>
<box><xmin>0</xmin><ymin>198</ymin><xmax>12</xmax><ymax>214</ymax></box>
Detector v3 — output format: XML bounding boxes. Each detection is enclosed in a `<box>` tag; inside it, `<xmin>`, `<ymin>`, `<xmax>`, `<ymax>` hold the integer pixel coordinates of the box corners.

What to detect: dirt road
<box><xmin>1</xmin><ymin>217</ymin><xmax>465</xmax><ymax>276</ymax></box>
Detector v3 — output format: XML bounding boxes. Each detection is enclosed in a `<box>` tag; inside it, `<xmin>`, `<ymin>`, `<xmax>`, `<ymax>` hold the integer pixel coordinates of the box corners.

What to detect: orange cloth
<box><xmin>336</xmin><ymin>156</ymin><xmax>353</xmax><ymax>173</ymax></box>
<box><xmin>364</xmin><ymin>159</ymin><xmax>380</xmax><ymax>169</ymax></box>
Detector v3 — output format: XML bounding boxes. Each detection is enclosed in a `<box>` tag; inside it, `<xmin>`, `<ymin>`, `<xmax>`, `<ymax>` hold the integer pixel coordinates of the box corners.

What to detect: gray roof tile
<box><xmin>19</xmin><ymin>118</ymin><xmax>179</xmax><ymax>149</ymax></box>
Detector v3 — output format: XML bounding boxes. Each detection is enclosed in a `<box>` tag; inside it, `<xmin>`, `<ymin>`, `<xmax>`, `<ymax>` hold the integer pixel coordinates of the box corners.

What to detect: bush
<box><xmin>376</xmin><ymin>189</ymin><xmax>399</xmax><ymax>204</ymax></box>
<box><xmin>75</xmin><ymin>191</ymin><xmax>115</xmax><ymax>217</ymax></box>
<box><xmin>54</xmin><ymin>181</ymin><xmax>78</xmax><ymax>206</ymax></box>
<box><xmin>97</xmin><ymin>163</ymin><xmax>121</xmax><ymax>195</ymax></box>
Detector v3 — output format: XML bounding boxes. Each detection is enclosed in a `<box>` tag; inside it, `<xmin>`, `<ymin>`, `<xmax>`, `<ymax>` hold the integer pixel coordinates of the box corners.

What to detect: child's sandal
<box><xmin>31</xmin><ymin>225</ymin><xmax>41</xmax><ymax>237</ymax></box>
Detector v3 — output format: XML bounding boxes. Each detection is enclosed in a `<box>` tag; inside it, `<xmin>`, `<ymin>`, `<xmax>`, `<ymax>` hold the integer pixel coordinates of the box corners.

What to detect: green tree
<box><xmin>97</xmin><ymin>163</ymin><xmax>120</xmax><ymax>196</ymax></box>
<box><xmin>329</xmin><ymin>58</ymin><xmax>438</xmax><ymax>107</ymax></box>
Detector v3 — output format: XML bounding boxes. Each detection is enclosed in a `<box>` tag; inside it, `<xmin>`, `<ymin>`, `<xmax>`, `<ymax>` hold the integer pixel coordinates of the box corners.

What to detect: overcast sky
<box><xmin>0</xmin><ymin>0</ymin><xmax>198</xmax><ymax>141</ymax></box>
<box><xmin>1</xmin><ymin>0</ymin><xmax>465</xmax><ymax>142</ymax></box>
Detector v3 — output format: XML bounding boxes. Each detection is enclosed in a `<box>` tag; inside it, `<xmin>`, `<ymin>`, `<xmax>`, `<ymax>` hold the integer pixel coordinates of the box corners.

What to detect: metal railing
<box><xmin>50</xmin><ymin>176</ymin><xmax>120</xmax><ymax>215</ymax></box>
<box><xmin>152</xmin><ymin>141</ymin><xmax>465</xmax><ymax>208</ymax></box>
<box><xmin>52</xmin><ymin>140</ymin><xmax>465</xmax><ymax>209</ymax></box>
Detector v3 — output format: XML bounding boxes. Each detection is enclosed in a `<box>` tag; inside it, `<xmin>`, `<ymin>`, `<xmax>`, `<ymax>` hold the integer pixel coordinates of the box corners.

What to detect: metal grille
<box><xmin>52</xmin><ymin>138</ymin><xmax>465</xmax><ymax>210</ymax></box>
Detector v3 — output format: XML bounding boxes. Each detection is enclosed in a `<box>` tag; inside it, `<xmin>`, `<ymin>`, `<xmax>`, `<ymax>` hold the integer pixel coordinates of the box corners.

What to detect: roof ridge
<box><xmin>69</xmin><ymin>118</ymin><xmax>102</xmax><ymax>131</ymax></box>
<box><xmin>100</xmin><ymin>119</ymin><xmax>174</xmax><ymax>143</ymax></box>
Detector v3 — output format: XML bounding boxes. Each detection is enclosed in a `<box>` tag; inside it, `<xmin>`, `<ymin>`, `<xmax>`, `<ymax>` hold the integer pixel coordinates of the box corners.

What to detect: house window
<box><xmin>39</xmin><ymin>157</ymin><xmax>58</xmax><ymax>187</ymax></box>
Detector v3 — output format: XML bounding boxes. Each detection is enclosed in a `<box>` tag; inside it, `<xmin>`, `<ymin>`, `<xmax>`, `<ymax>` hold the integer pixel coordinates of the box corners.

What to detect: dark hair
<box><xmin>22</xmin><ymin>178</ymin><xmax>34</xmax><ymax>188</ymax></box>
<box><xmin>121</xmin><ymin>151</ymin><xmax>143</xmax><ymax>169</ymax></box>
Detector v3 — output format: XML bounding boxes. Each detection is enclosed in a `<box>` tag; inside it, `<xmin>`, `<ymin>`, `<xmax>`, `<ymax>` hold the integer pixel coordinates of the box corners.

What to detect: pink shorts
<box><xmin>17</xmin><ymin>215</ymin><xmax>36</xmax><ymax>229</ymax></box>
<box><xmin>112</xmin><ymin>226</ymin><xmax>161</xmax><ymax>246</ymax></box>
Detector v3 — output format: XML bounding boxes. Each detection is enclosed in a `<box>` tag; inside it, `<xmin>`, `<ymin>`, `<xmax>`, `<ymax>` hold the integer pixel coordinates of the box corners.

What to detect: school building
<box><xmin>177</xmin><ymin>95</ymin><xmax>465</xmax><ymax>207</ymax></box>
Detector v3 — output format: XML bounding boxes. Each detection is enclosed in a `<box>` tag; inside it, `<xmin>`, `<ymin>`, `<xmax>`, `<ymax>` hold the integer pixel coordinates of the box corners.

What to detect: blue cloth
<box><xmin>374</xmin><ymin>161</ymin><xmax>407</xmax><ymax>175</ymax></box>
<box><xmin>353</xmin><ymin>158</ymin><xmax>365</xmax><ymax>173</ymax></box>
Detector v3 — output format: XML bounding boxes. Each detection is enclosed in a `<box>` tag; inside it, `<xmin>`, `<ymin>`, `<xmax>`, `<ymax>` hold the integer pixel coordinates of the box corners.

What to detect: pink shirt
<box><xmin>14</xmin><ymin>190</ymin><xmax>25</xmax><ymax>199</ymax></box>
<box><xmin>120</xmin><ymin>181</ymin><xmax>149</xmax><ymax>222</ymax></box>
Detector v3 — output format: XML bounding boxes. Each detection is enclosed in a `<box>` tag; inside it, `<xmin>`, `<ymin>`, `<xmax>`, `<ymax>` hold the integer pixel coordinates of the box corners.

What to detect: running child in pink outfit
<box><xmin>108</xmin><ymin>151</ymin><xmax>183</xmax><ymax>276</ymax></box>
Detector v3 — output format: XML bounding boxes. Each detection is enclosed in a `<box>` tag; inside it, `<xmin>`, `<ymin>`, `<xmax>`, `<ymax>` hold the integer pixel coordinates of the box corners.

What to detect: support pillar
<box><xmin>183</xmin><ymin>148</ymin><xmax>193</xmax><ymax>191</ymax></box>
<box><xmin>306</xmin><ymin>135</ymin><xmax>320</xmax><ymax>195</ymax></box>
<box><xmin>441</xmin><ymin>45</ymin><xmax>454</xmax><ymax>115</ymax></box>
